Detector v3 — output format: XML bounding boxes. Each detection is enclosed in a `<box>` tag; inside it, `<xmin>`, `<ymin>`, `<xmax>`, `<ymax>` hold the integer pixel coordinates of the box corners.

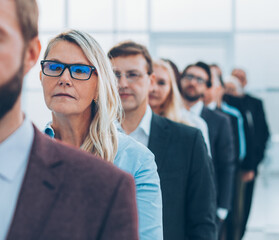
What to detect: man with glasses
<box><xmin>0</xmin><ymin>1</ymin><xmax>138</xmax><ymax>239</ymax></box>
<box><xmin>108</xmin><ymin>41</ymin><xmax>217</xmax><ymax>240</ymax></box>
<box><xmin>178</xmin><ymin>62</ymin><xmax>235</xmax><ymax>237</ymax></box>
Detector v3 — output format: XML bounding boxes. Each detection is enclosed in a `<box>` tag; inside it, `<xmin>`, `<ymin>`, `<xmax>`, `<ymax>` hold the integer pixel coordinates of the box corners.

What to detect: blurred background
<box><xmin>22</xmin><ymin>1</ymin><xmax>279</xmax><ymax>239</ymax></box>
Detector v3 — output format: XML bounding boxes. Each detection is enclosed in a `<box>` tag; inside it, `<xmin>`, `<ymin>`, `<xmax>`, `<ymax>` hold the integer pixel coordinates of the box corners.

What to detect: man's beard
<box><xmin>0</xmin><ymin>63</ymin><xmax>24</xmax><ymax>120</ymax></box>
<box><xmin>181</xmin><ymin>87</ymin><xmax>203</xmax><ymax>102</ymax></box>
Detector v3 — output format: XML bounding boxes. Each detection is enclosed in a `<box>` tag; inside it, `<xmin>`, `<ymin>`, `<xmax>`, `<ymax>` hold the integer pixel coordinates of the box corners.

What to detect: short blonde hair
<box><xmin>153</xmin><ymin>59</ymin><xmax>188</xmax><ymax>125</ymax></box>
<box><xmin>44</xmin><ymin>30</ymin><xmax>122</xmax><ymax>163</ymax></box>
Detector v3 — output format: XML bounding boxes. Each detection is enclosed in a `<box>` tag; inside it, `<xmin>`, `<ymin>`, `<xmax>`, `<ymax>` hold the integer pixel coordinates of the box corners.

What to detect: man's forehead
<box><xmin>111</xmin><ymin>54</ymin><xmax>148</xmax><ymax>71</ymax></box>
<box><xmin>187</xmin><ymin>66</ymin><xmax>208</xmax><ymax>77</ymax></box>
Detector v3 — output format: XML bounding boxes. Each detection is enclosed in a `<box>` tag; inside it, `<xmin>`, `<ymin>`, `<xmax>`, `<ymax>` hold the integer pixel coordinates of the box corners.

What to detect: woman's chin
<box><xmin>51</xmin><ymin>107</ymin><xmax>77</xmax><ymax>117</ymax></box>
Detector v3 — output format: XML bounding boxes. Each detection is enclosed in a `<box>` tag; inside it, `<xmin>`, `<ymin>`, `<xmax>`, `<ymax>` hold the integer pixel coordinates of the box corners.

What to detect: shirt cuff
<box><xmin>217</xmin><ymin>208</ymin><xmax>228</xmax><ymax>220</ymax></box>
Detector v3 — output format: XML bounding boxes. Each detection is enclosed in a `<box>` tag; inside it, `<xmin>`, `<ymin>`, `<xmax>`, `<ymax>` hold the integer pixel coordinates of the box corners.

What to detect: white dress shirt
<box><xmin>0</xmin><ymin>118</ymin><xmax>34</xmax><ymax>240</ymax></box>
<box><xmin>118</xmin><ymin>105</ymin><xmax>152</xmax><ymax>147</ymax></box>
<box><xmin>181</xmin><ymin>108</ymin><xmax>211</xmax><ymax>156</ymax></box>
<box><xmin>189</xmin><ymin>100</ymin><xmax>204</xmax><ymax>116</ymax></box>
<box><xmin>207</xmin><ymin>101</ymin><xmax>218</xmax><ymax>110</ymax></box>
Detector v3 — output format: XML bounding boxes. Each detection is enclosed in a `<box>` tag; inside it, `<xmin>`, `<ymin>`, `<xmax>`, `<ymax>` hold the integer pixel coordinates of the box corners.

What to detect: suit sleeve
<box><xmin>215</xmin><ymin>116</ymin><xmax>235</xmax><ymax>209</ymax></box>
<box><xmin>254</xmin><ymin>100</ymin><xmax>270</xmax><ymax>166</ymax></box>
<box><xmin>186</xmin><ymin>130</ymin><xmax>217</xmax><ymax>240</ymax></box>
<box><xmin>98</xmin><ymin>174</ymin><xmax>139</xmax><ymax>240</ymax></box>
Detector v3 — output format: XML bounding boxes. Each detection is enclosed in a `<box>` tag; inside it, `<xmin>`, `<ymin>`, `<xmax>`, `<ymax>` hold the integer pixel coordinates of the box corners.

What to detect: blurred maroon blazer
<box><xmin>6</xmin><ymin>127</ymin><xmax>139</xmax><ymax>240</ymax></box>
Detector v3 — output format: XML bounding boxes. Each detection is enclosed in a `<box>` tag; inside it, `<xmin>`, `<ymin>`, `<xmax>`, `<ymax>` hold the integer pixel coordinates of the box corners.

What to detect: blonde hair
<box><xmin>44</xmin><ymin>30</ymin><xmax>122</xmax><ymax>163</ymax></box>
<box><xmin>153</xmin><ymin>59</ymin><xmax>189</xmax><ymax>125</ymax></box>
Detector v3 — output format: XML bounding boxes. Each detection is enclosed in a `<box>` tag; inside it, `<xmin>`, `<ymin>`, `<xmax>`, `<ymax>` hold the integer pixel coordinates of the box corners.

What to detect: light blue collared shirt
<box><xmin>221</xmin><ymin>102</ymin><xmax>246</xmax><ymax>161</ymax></box>
<box><xmin>0</xmin><ymin>118</ymin><xmax>34</xmax><ymax>240</ymax></box>
<box><xmin>207</xmin><ymin>101</ymin><xmax>246</xmax><ymax>161</ymax></box>
<box><xmin>44</xmin><ymin>122</ymin><xmax>163</xmax><ymax>240</ymax></box>
<box><xmin>115</xmin><ymin>132</ymin><xmax>163</xmax><ymax>240</ymax></box>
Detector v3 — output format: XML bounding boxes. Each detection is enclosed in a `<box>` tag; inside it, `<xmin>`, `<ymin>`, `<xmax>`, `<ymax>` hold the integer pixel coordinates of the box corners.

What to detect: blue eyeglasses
<box><xmin>41</xmin><ymin>60</ymin><xmax>97</xmax><ymax>80</ymax></box>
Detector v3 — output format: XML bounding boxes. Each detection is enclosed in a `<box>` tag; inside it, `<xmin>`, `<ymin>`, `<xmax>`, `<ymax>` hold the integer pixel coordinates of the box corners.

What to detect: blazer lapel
<box><xmin>7</xmin><ymin>127</ymin><xmax>64</xmax><ymax>240</ymax></box>
<box><xmin>148</xmin><ymin>113</ymin><xmax>171</xmax><ymax>172</ymax></box>
<box><xmin>200</xmin><ymin>106</ymin><xmax>207</xmax><ymax>119</ymax></box>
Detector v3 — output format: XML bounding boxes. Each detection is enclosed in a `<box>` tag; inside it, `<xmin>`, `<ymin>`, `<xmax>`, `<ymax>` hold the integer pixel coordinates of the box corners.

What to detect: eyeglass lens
<box><xmin>184</xmin><ymin>74</ymin><xmax>205</xmax><ymax>84</ymax></box>
<box><xmin>42</xmin><ymin>61</ymin><xmax>94</xmax><ymax>80</ymax></box>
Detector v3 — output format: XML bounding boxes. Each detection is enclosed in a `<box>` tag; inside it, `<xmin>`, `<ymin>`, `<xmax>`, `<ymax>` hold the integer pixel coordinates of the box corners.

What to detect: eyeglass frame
<box><xmin>113</xmin><ymin>70</ymin><xmax>149</xmax><ymax>83</ymax></box>
<box><xmin>40</xmin><ymin>60</ymin><xmax>98</xmax><ymax>81</ymax></box>
<box><xmin>181</xmin><ymin>73</ymin><xmax>207</xmax><ymax>84</ymax></box>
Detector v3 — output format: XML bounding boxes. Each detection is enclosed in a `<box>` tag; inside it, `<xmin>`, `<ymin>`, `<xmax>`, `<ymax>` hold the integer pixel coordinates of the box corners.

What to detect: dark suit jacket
<box><xmin>201</xmin><ymin>107</ymin><xmax>235</xmax><ymax>210</ymax></box>
<box><xmin>7</xmin><ymin>127</ymin><xmax>139</xmax><ymax>240</ymax></box>
<box><xmin>217</xmin><ymin>108</ymin><xmax>240</xmax><ymax>165</ymax></box>
<box><xmin>223</xmin><ymin>94</ymin><xmax>270</xmax><ymax>171</ymax></box>
<box><xmin>148</xmin><ymin>113</ymin><xmax>217</xmax><ymax>240</ymax></box>
<box><xmin>246</xmin><ymin>95</ymin><xmax>270</xmax><ymax>166</ymax></box>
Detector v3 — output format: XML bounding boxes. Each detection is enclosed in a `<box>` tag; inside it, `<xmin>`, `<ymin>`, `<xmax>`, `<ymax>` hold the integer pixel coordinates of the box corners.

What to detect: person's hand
<box><xmin>242</xmin><ymin>170</ymin><xmax>255</xmax><ymax>182</ymax></box>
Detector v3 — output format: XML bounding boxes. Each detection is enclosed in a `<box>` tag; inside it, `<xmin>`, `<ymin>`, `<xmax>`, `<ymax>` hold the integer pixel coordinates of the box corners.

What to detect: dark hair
<box><xmin>14</xmin><ymin>0</ymin><xmax>39</xmax><ymax>44</ymax></box>
<box><xmin>108</xmin><ymin>41</ymin><xmax>153</xmax><ymax>75</ymax></box>
<box><xmin>162</xmin><ymin>58</ymin><xmax>181</xmax><ymax>85</ymax></box>
<box><xmin>181</xmin><ymin>61</ymin><xmax>212</xmax><ymax>88</ymax></box>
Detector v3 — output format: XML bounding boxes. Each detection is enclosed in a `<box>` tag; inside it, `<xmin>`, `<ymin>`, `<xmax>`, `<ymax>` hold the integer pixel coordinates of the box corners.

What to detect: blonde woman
<box><xmin>149</xmin><ymin>59</ymin><xmax>211</xmax><ymax>154</ymax></box>
<box><xmin>41</xmin><ymin>30</ymin><xmax>162</xmax><ymax>240</ymax></box>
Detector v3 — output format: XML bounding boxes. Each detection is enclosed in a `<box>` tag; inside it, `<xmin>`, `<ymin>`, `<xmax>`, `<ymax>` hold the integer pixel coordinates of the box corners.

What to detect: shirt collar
<box><xmin>136</xmin><ymin>105</ymin><xmax>152</xmax><ymax>137</ymax></box>
<box><xmin>116</xmin><ymin>105</ymin><xmax>152</xmax><ymax>137</ymax></box>
<box><xmin>189</xmin><ymin>101</ymin><xmax>204</xmax><ymax>116</ymax></box>
<box><xmin>44</xmin><ymin>121</ymin><xmax>55</xmax><ymax>138</ymax></box>
<box><xmin>0</xmin><ymin>118</ymin><xmax>34</xmax><ymax>181</ymax></box>
<box><xmin>207</xmin><ymin>101</ymin><xmax>217</xmax><ymax>110</ymax></box>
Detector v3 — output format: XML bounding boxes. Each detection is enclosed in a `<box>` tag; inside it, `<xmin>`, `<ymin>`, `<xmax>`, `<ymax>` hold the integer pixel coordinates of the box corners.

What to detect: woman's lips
<box><xmin>149</xmin><ymin>95</ymin><xmax>159</xmax><ymax>100</ymax></box>
<box><xmin>53</xmin><ymin>93</ymin><xmax>75</xmax><ymax>99</ymax></box>
<box><xmin>119</xmin><ymin>93</ymin><xmax>133</xmax><ymax>98</ymax></box>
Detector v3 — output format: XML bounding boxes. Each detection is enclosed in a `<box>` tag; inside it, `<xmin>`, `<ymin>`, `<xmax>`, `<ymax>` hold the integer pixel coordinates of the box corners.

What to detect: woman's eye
<box><xmin>73</xmin><ymin>66</ymin><xmax>90</xmax><ymax>75</ymax></box>
<box><xmin>75</xmin><ymin>68</ymin><xmax>84</xmax><ymax>74</ymax></box>
<box><xmin>50</xmin><ymin>65</ymin><xmax>62</xmax><ymax>71</ymax></box>
<box><xmin>158</xmin><ymin>81</ymin><xmax>166</xmax><ymax>86</ymax></box>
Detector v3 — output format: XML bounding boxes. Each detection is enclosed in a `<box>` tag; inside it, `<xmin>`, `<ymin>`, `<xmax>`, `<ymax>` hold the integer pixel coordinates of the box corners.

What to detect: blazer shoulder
<box><xmin>153</xmin><ymin>113</ymin><xmax>200</xmax><ymax>136</ymax></box>
<box><xmin>33</xmin><ymin>128</ymin><xmax>133</xmax><ymax>186</ymax></box>
<box><xmin>203</xmin><ymin>107</ymin><xmax>230</xmax><ymax>125</ymax></box>
<box><xmin>246</xmin><ymin>93</ymin><xmax>262</xmax><ymax>103</ymax></box>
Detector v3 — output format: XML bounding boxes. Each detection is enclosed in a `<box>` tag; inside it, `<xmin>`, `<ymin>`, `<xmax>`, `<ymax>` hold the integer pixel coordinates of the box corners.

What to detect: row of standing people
<box><xmin>41</xmin><ymin>31</ymin><xmax>217</xmax><ymax>239</ymax></box>
<box><xmin>150</xmin><ymin>57</ymin><xmax>270</xmax><ymax>240</ymax></box>
<box><xmin>0</xmin><ymin>1</ymin><xmax>269</xmax><ymax>239</ymax></box>
<box><xmin>1</xmin><ymin>1</ymin><xmax>214</xmax><ymax>239</ymax></box>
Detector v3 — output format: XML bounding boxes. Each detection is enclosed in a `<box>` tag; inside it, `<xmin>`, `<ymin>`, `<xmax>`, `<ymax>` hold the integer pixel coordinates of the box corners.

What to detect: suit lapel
<box><xmin>148</xmin><ymin>114</ymin><xmax>171</xmax><ymax>172</ymax></box>
<box><xmin>7</xmin><ymin>127</ymin><xmax>64</xmax><ymax>240</ymax></box>
<box><xmin>200</xmin><ymin>106</ymin><xmax>207</xmax><ymax>120</ymax></box>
